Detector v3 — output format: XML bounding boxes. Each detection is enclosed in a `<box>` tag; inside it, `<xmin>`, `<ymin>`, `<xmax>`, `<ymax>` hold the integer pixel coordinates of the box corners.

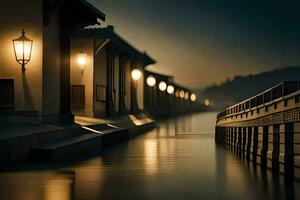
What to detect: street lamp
<box><xmin>131</xmin><ymin>69</ymin><xmax>142</xmax><ymax>113</ymax></box>
<box><xmin>167</xmin><ymin>85</ymin><xmax>174</xmax><ymax>94</ymax></box>
<box><xmin>175</xmin><ymin>90</ymin><xmax>180</xmax><ymax>97</ymax></box>
<box><xmin>146</xmin><ymin>75</ymin><xmax>156</xmax><ymax>87</ymax></box>
<box><xmin>158</xmin><ymin>81</ymin><xmax>167</xmax><ymax>91</ymax></box>
<box><xmin>12</xmin><ymin>30</ymin><xmax>33</xmax><ymax>71</ymax></box>
<box><xmin>184</xmin><ymin>92</ymin><xmax>189</xmax><ymax>100</ymax></box>
<box><xmin>190</xmin><ymin>93</ymin><xmax>197</xmax><ymax>102</ymax></box>
<box><xmin>131</xmin><ymin>69</ymin><xmax>142</xmax><ymax>81</ymax></box>
<box><xmin>204</xmin><ymin>98</ymin><xmax>210</xmax><ymax>106</ymax></box>
<box><xmin>179</xmin><ymin>90</ymin><xmax>185</xmax><ymax>99</ymax></box>
<box><xmin>77</xmin><ymin>53</ymin><xmax>87</xmax><ymax>74</ymax></box>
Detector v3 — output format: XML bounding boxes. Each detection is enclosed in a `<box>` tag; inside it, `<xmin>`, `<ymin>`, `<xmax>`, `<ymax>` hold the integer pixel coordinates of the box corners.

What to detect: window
<box><xmin>96</xmin><ymin>85</ymin><xmax>106</xmax><ymax>102</ymax></box>
<box><xmin>0</xmin><ymin>79</ymin><xmax>14</xmax><ymax>109</ymax></box>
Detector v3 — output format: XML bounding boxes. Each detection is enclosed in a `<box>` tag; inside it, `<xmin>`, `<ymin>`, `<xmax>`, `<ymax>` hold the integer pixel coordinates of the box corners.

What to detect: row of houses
<box><xmin>0</xmin><ymin>0</ymin><xmax>203</xmax><ymax>124</ymax></box>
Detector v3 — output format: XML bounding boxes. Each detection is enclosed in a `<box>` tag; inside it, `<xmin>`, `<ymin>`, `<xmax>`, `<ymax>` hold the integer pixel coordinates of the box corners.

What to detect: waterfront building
<box><xmin>0</xmin><ymin>0</ymin><xmax>105</xmax><ymax>123</ymax></box>
<box><xmin>70</xmin><ymin>26</ymin><xmax>155</xmax><ymax>118</ymax></box>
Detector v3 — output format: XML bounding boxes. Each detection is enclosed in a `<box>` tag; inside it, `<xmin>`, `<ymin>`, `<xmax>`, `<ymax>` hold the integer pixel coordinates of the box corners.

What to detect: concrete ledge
<box><xmin>129</xmin><ymin>120</ymin><xmax>156</xmax><ymax>138</ymax></box>
<box><xmin>0</xmin><ymin>113</ymin><xmax>156</xmax><ymax>164</ymax></box>
<box><xmin>31</xmin><ymin>133</ymin><xmax>103</xmax><ymax>161</ymax></box>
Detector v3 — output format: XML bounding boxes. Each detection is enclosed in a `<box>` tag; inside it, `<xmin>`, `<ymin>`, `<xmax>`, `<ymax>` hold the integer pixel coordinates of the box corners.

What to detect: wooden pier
<box><xmin>215</xmin><ymin>81</ymin><xmax>300</xmax><ymax>178</ymax></box>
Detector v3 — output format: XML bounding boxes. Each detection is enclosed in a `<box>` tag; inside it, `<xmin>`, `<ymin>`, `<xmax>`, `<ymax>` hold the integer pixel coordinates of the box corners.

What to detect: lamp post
<box><xmin>167</xmin><ymin>85</ymin><xmax>175</xmax><ymax>114</ymax></box>
<box><xmin>146</xmin><ymin>75</ymin><xmax>156</xmax><ymax>112</ymax></box>
<box><xmin>131</xmin><ymin>69</ymin><xmax>142</xmax><ymax>113</ymax></box>
<box><xmin>146</xmin><ymin>76</ymin><xmax>156</xmax><ymax>87</ymax></box>
<box><xmin>158</xmin><ymin>81</ymin><xmax>167</xmax><ymax>116</ymax></box>
<box><xmin>179</xmin><ymin>90</ymin><xmax>185</xmax><ymax>99</ymax></box>
<box><xmin>167</xmin><ymin>85</ymin><xmax>174</xmax><ymax>94</ymax></box>
<box><xmin>204</xmin><ymin>98</ymin><xmax>210</xmax><ymax>106</ymax></box>
<box><xmin>190</xmin><ymin>93</ymin><xmax>197</xmax><ymax>102</ymax></box>
<box><xmin>158</xmin><ymin>81</ymin><xmax>167</xmax><ymax>92</ymax></box>
<box><xmin>12</xmin><ymin>30</ymin><xmax>33</xmax><ymax>71</ymax></box>
<box><xmin>77</xmin><ymin>53</ymin><xmax>87</xmax><ymax>74</ymax></box>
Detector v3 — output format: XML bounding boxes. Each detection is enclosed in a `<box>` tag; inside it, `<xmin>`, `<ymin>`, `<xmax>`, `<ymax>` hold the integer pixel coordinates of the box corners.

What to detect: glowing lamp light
<box><xmin>146</xmin><ymin>76</ymin><xmax>156</xmax><ymax>87</ymax></box>
<box><xmin>184</xmin><ymin>92</ymin><xmax>189</xmax><ymax>100</ymax></box>
<box><xmin>204</xmin><ymin>99</ymin><xmax>210</xmax><ymax>106</ymax></box>
<box><xmin>175</xmin><ymin>90</ymin><xmax>180</xmax><ymax>97</ymax></box>
<box><xmin>131</xmin><ymin>69</ymin><xmax>142</xmax><ymax>81</ymax></box>
<box><xmin>158</xmin><ymin>81</ymin><xmax>167</xmax><ymax>91</ymax></box>
<box><xmin>190</xmin><ymin>93</ymin><xmax>197</xmax><ymax>102</ymax></box>
<box><xmin>179</xmin><ymin>90</ymin><xmax>185</xmax><ymax>99</ymax></box>
<box><xmin>12</xmin><ymin>30</ymin><xmax>33</xmax><ymax>71</ymax></box>
<box><xmin>77</xmin><ymin>53</ymin><xmax>87</xmax><ymax>74</ymax></box>
<box><xmin>167</xmin><ymin>85</ymin><xmax>175</xmax><ymax>94</ymax></box>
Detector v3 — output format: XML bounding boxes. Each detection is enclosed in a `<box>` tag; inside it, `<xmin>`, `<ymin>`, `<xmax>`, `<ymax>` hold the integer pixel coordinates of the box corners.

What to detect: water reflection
<box><xmin>144</xmin><ymin>140</ymin><xmax>158</xmax><ymax>175</ymax></box>
<box><xmin>0</xmin><ymin>112</ymin><xmax>299</xmax><ymax>200</ymax></box>
<box><xmin>0</xmin><ymin>171</ymin><xmax>74</xmax><ymax>200</ymax></box>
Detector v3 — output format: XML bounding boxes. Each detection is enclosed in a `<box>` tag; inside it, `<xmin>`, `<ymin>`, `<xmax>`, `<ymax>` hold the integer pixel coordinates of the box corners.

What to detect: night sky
<box><xmin>88</xmin><ymin>0</ymin><xmax>300</xmax><ymax>88</ymax></box>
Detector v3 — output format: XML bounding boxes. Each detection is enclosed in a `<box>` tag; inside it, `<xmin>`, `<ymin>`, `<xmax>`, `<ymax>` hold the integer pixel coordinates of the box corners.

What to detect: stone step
<box><xmin>30</xmin><ymin>126</ymin><xmax>129</xmax><ymax>161</ymax></box>
<box><xmin>31</xmin><ymin>133</ymin><xmax>102</xmax><ymax>161</ymax></box>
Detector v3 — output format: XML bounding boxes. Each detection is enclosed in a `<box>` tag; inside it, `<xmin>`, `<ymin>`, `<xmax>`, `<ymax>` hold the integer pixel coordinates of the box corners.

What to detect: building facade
<box><xmin>0</xmin><ymin>0</ymin><xmax>105</xmax><ymax>123</ymax></box>
<box><xmin>70</xmin><ymin>26</ymin><xmax>155</xmax><ymax>118</ymax></box>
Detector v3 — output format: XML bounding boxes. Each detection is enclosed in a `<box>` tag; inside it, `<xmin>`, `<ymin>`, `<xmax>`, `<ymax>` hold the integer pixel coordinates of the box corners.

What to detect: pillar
<box><xmin>261</xmin><ymin>125</ymin><xmax>269</xmax><ymax>168</ymax></box>
<box><xmin>272</xmin><ymin>124</ymin><xmax>280</xmax><ymax>172</ymax></box>
<box><xmin>284</xmin><ymin>123</ymin><xmax>294</xmax><ymax>177</ymax></box>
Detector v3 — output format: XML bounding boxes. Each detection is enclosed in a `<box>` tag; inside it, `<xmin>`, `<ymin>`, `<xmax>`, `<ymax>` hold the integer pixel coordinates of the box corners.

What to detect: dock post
<box><xmin>272</xmin><ymin>124</ymin><xmax>280</xmax><ymax>172</ymax></box>
<box><xmin>261</xmin><ymin>125</ymin><xmax>269</xmax><ymax>168</ymax></box>
<box><xmin>284</xmin><ymin>123</ymin><xmax>294</xmax><ymax>178</ymax></box>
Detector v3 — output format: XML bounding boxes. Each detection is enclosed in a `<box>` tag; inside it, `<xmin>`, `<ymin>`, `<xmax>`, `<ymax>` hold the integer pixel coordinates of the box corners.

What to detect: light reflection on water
<box><xmin>0</xmin><ymin>112</ymin><xmax>299</xmax><ymax>200</ymax></box>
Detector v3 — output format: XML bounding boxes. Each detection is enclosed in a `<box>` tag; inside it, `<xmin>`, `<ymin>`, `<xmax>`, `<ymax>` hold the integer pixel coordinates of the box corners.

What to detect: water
<box><xmin>0</xmin><ymin>112</ymin><xmax>299</xmax><ymax>200</ymax></box>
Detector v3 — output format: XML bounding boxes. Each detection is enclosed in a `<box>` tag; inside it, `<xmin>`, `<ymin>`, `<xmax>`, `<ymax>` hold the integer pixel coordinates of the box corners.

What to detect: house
<box><xmin>0</xmin><ymin>0</ymin><xmax>105</xmax><ymax>123</ymax></box>
<box><xmin>70</xmin><ymin>26</ymin><xmax>156</xmax><ymax>118</ymax></box>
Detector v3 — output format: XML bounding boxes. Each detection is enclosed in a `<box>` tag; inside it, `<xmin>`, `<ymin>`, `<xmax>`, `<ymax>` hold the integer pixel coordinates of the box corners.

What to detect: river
<box><xmin>0</xmin><ymin>112</ymin><xmax>299</xmax><ymax>200</ymax></box>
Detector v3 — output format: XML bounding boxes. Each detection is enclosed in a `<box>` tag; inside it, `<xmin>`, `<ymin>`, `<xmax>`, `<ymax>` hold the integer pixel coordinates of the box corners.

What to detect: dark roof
<box><xmin>73</xmin><ymin>27</ymin><xmax>156</xmax><ymax>65</ymax></box>
<box><xmin>44</xmin><ymin>0</ymin><xmax>105</xmax><ymax>26</ymax></box>
<box><xmin>144</xmin><ymin>69</ymin><xmax>191</xmax><ymax>91</ymax></box>
<box><xmin>79</xmin><ymin>0</ymin><xmax>105</xmax><ymax>21</ymax></box>
<box><xmin>144</xmin><ymin>69</ymin><xmax>172</xmax><ymax>79</ymax></box>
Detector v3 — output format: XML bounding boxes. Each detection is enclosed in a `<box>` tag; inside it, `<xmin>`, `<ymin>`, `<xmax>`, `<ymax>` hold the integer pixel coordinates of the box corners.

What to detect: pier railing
<box><xmin>215</xmin><ymin>81</ymin><xmax>300</xmax><ymax>179</ymax></box>
<box><xmin>216</xmin><ymin>81</ymin><xmax>300</xmax><ymax>124</ymax></box>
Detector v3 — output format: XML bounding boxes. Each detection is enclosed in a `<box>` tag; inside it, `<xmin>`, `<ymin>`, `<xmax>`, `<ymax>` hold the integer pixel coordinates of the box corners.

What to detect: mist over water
<box><xmin>0</xmin><ymin>112</ymin><xmax>299</xmax><ymax>200</ymax></box>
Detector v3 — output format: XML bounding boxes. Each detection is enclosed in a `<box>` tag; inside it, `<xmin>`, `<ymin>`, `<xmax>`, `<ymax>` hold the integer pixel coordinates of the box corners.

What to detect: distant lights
<box><xmin>159</xmin><ymin>81</ymin><xmax>167</xmax><ymax>91</ymax></box>
<box><xmin>184</xmin><ymin>92</ymin><xmax>189</xmax><ymax>100</ymax></box>
<box><xmin>179</xmin><ymin>90</ymin><xmax>185</xmax><ymax>99</ymax></box>
<box><xmin>190</xmin><ymin>93</ymin><xmax>197</xmax><ymax>102</ymax></box>
<box><xmin>175</xmin><ymin>90</ymin><xmax>180</xmax><ymax>97</ymax></box>
<box><xmin>167</xmin><ymin>85</ymin><xmax>175</xmax><ymax>94</ymax></box>
<box><xmin>146</xmin><ymin>76</ymin><xmax>156</xmax><ymax>87</ymax></box>
<box><xmin>131</xmin><ymin>69</ymin><xmax>142</xmax><ymax>81</ymax></box>
<box><xmin>204</xmin><ymin>98</ymin><xmax>210</xmax><ymax>106</ymax></box>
